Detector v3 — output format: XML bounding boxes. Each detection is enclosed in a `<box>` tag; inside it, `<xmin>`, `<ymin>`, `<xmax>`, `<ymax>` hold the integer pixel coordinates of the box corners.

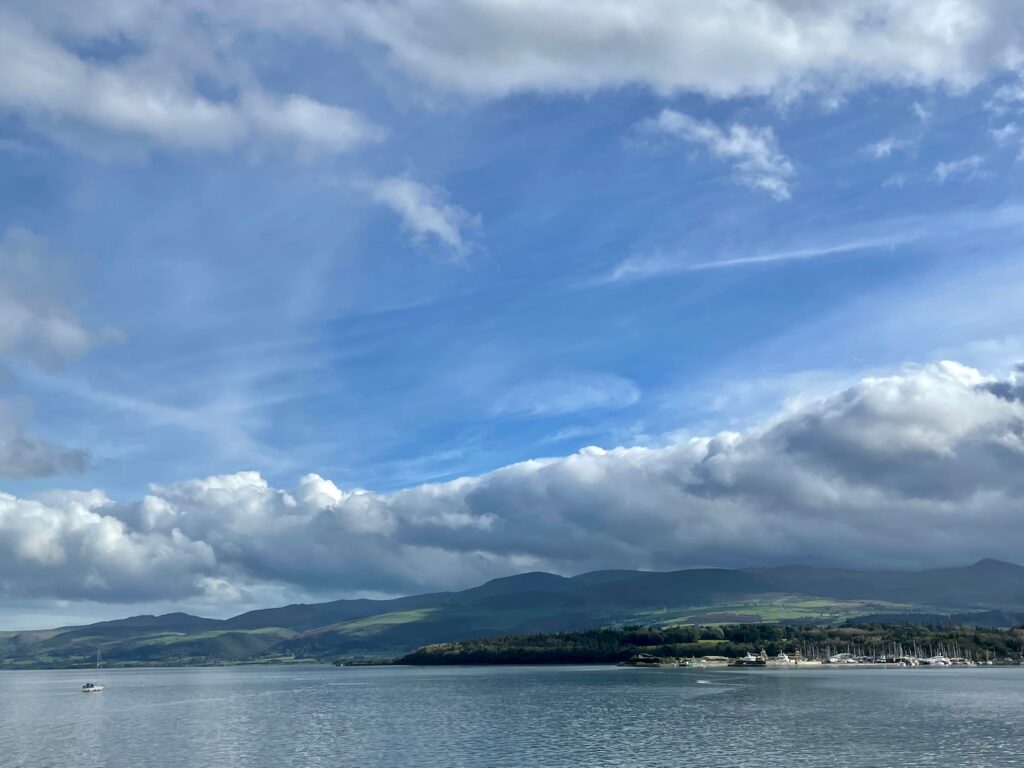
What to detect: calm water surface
<box><xmin>1</xmin><ymin>665</ymin><xmax>1022</xmax><ymax>767</ymax></box>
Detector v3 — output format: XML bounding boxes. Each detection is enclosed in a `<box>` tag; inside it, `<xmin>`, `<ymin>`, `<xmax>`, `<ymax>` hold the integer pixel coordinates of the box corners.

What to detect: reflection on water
<box><xmin>1</xmin><ymin>665</ymin><xmax>1022</xmax><ymax>767</ymax></box>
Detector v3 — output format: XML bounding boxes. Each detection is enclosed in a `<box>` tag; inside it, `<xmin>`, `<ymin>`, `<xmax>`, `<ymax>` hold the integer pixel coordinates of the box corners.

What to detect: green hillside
<box><xmin>2</xmin><ymin>560</ymin><xmax>1023</xmax><ymax>668</ymax></box>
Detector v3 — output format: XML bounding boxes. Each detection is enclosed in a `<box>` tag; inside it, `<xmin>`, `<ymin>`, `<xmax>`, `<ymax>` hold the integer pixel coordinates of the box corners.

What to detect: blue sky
<box><xmin>6</xmin><ymin>76</ymin><xmax>1023</xmax><ymax>498</ymax></box>
<box><xmin>4</xmin><ymin>2</ymin><xmax>1024</xmax><ymax>625</ymax></box>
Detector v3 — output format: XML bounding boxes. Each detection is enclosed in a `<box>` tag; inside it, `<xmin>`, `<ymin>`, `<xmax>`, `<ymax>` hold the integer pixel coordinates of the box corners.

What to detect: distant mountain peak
<box><xmin>483</xmin><ymin>570</ymin><xmax>559</xmax><ymax>582</ymax></box>
<box><xmin>970</xmin><ymin>558</ymin><xmax>1022</xmax><ymax>571</ymax></box>
<box><xmin>464</xmin><ymin>571</ymin><xmax>570</xmax><ymax>598</ymax></box>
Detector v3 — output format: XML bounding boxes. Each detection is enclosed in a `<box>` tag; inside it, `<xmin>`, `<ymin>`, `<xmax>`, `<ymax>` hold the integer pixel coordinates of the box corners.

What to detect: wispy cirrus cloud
<box><xmin>491</xmin><ymin>373</ymin><xmax>640</xmax><ymax>418</ymax></box>
<box><xmin>641</xmin><ymin>109</ymin><xmax>794</xmax><ymax>199</ymax></box>
<box><xmin>595</xmin><ymin>236</ymin><xmax>910</xmax><ymax>285</ymax></box>
<box><xmin>593</xmin><ymin>202</ymin><xmax>1024</xmax><ymax>285</ymax></box>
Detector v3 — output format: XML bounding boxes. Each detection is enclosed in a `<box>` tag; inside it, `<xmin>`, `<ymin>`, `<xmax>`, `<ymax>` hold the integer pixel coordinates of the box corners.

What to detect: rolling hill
<box><xmin>2</xmin><ymin>560</ymin><xmax>1023</xmax><ymax>668</ymax></box>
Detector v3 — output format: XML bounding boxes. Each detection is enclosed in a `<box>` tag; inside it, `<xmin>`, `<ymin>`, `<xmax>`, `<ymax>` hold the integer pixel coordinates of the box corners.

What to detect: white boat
<box><xmin>730</xmin><ymin>650</ymin><xmax>767</xmax><ymax>666</ymax></box>
<box><xmin>82</xmin><ymin>649</ymin><xmax>104</xmax><ymax>692</ymax></box>
<box><xmin>828</xmin><ymin>652</ymin><xmax>858</xmax><ymax>664</ymax></box>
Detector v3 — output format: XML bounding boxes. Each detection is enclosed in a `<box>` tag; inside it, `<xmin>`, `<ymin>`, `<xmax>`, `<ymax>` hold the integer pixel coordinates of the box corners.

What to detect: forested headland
<box><xmin>396</xmin><ymin>623</ymin><xmax>1024</xmax><ymax>665</ymax></box>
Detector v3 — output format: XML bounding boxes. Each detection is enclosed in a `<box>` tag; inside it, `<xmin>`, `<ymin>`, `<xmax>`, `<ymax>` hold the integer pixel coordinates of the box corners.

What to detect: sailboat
<box><xmin>82</xmin><ymin>649</ymin><xmax>105</xmax><ymax>692</ymax></box>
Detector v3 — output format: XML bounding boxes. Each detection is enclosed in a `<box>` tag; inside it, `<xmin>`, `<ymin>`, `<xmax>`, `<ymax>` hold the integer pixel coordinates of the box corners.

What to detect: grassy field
<box><xmin>0</xmin><ymin>626</ymin><xmax>299</xmax><ymax>668</ymax></box>
<box><xmin>630</xmin><ymin>595</ymin><xmax>921</xmax><ymax>626</ymax></box>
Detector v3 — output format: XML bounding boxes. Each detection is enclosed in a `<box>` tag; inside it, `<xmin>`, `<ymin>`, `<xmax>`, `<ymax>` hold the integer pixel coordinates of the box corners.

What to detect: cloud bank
<box><xmin>2</xmin><ymin>361</ymin><xmax>1024</xmax><ymax>608</ymax></box>
<box><xmin>4</xmin><ymin>1</ymin><xmax>1024</xmax><ymax>155</ymax></box>
<box><xmin>334</xmin><ymin>0</ymin><xmax>1024</xmax><ymax>98</ymax></box>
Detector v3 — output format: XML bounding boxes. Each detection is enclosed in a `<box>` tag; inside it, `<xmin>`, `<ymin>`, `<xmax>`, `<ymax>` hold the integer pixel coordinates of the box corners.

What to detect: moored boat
<box><xmin>731</xmin><ymin>650</ymin><xmax>768</xmax><ymax>667</ymax></box>
<box><xmin>82</xmin><ymin>649</ymin><xmax>104</xmax><ymax>691</ymax></box>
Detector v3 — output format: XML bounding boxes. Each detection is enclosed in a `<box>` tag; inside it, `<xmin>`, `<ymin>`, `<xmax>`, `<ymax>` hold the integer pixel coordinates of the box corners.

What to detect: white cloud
<box><xmin>986</xmin><ymin>76</ymin><xmax>1024</xmax><ymax>113</ymax></box>
<box><xmin>4</xmin><ymin>362</ymin><xmax>1024</xmax><ymax>605</ymax></box>
<box><xmin>0</xmin><ymin>15</ymin><xmax>240</xmax><ymax>150</ymax></box>
<box><xmin>5</xmin><ymin>1</ymin><xmax>1021</xmax><ymax>156</ymax></box>
<box><xmin>365</xmin><ymin>177</ymin><xmax>480</xmax><ymax>259</ymax></box>
<box><xmin>642</xmin><ymin>109</ymin><xmax>794</xmax><ymax>199</ymax></box>
<box><xmin>864</xmin><ymin>136</ymin><xmax>914</xmax><ymax>158</ymax></box>
<box><xmin>993</xmin><ymin>80</ymin><xmax>1024</xmax><ymax>102</ymax></box>
<box><xmin>243</xmin><ymin>92</ymin><xmax>385</xmax><ymax>155</ymax></box>
<box><xmin>989</xmin><ymin>122</ymin><xmax>1019</xmax><ymax>143</ymax></box>
<box><xmin>0</xmin><ymin>488</ymin><xmax>217</xmax><ymax>601</ymax></box>
<box><xmin>933</xmin><ymin>154</ymin><xmax>986</xmax><ymax>182</ymax></box>
<box><xmin>0</xmin><ymin>8</ymin><xmax>381</xmax><ymax>155</ymax></box>
<box><xmin>330</xmin><ymin>0</ymin><xmax>1024</xmax><ymax>99</ymax></box>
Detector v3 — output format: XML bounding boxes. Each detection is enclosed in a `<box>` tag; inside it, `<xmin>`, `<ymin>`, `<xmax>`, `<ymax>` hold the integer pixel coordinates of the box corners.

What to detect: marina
<box><xmin>621</xmin><ymin>643</ymin><xmax>1011</xmax><ymax>670</ymax></box>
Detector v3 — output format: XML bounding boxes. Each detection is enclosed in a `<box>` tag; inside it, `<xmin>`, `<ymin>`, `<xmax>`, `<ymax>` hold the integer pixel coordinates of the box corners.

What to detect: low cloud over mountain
<box><xmin>2</xmin><ymin>361</ymin><xmax>1023</xmax><ymax>609</ymax></box>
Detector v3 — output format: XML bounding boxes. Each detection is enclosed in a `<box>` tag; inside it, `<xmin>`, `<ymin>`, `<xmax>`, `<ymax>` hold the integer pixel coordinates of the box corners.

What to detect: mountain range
<box><xmin>3</xmin><ymin>559</ymin><xmax>1023</xmax><ymax>668</ymax></box>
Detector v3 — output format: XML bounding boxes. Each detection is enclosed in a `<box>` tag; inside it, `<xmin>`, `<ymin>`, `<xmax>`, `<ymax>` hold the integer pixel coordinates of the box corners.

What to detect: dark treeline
<box><xmin>397</xmin><ymin>623</ymin><xmax>1024</xmax><ymax>665</ymax></box>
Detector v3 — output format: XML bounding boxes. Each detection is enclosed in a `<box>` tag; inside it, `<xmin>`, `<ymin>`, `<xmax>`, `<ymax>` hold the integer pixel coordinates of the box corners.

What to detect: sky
<box><xmin>3</xmin><ymin>1</ymin><xmax>1024</xmax><ymax>628</ymax></box>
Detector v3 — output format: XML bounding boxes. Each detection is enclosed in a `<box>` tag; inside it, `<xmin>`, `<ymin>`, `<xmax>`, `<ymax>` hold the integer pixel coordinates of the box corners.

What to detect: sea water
<box><xmin>1</xmin><ymin>665</ymin><xmax>1022</xmax><ymax>767</ymax></box>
